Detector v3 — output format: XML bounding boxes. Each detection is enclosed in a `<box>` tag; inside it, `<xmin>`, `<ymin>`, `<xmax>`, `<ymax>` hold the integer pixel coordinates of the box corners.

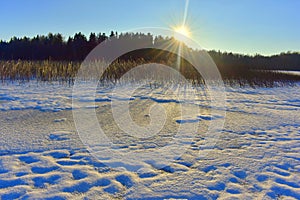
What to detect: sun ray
<box><xmin>167</xmin><ymin>0</ymin><xmax>192</xmax><ymax>71</ymax></box>
<box><xmin>182</xmin><ymin>0</ymin><xmax>190</xmax><ymax>26</ymax></box>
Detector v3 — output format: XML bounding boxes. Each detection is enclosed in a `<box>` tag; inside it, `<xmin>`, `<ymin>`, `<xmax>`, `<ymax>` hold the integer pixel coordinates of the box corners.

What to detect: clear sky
<box><xmin>0</xmin><ymin>0</ymin><xmax>299</xmax><ymax>55</ymax></box>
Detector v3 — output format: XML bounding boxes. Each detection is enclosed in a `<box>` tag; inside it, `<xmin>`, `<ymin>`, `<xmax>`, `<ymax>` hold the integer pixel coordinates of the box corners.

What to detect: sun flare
<box><xmin>173</xmin><ymin>25</ymin><xmax>191</xmax><ymax>43</ymax></box>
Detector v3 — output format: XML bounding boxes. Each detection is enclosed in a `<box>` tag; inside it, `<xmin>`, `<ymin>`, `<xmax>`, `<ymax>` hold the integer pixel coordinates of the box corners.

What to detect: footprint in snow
<box><xmin>48</xmin><ymin>131</ymin><xmax>73</xmax><ymax>141</ymax></box>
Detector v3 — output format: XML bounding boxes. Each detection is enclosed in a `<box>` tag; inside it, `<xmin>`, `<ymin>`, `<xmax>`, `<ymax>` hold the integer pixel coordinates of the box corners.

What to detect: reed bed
<box><xmin>0</xmin><ymin>60</ymin><xmax>79</xmax><ymax>84</ymax></box>
<box><xmin>1</xmin><ymin>60</ymin><xmax>300</xmax><ymax>87</ymax></box>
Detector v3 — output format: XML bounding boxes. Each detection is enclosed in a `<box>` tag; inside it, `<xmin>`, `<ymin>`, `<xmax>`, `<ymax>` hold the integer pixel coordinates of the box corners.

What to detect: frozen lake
<box><xmin>0</xmin><ymin>82</ymin><xmax>300</xmax><ymax>199</ymax></box>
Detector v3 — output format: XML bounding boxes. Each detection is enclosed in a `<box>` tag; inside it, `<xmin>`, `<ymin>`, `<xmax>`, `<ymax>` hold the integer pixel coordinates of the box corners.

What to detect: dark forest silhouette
<box><xmin>0</xmin><ymin>32</ymin><xmax>300</xmax><ymax>87</ymax></box>
<box><xmin>0</xmin><ymin>31</ymin><xmax>299</xmax><ymax>71</ymax></box>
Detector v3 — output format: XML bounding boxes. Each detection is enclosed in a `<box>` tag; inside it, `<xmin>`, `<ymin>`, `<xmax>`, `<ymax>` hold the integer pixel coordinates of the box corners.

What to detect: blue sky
<box><xmin>0</xmin><ymin>0</ymin><xmax>299</xmax><ymax>55</ymax></box>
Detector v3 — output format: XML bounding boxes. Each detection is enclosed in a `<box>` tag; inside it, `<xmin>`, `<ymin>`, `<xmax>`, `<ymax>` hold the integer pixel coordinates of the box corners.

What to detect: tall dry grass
<box><xmin>1</xmin><ymin>60</ymin><xmax>299</xmax><ymax>87</ymax></box>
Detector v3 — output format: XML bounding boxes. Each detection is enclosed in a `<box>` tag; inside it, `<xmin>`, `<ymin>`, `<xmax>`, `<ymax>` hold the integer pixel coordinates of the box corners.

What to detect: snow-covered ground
<box><xmin>0</xmin><ymin>82</ymin><xmax>300</xmax><ymax>199</ymax></box>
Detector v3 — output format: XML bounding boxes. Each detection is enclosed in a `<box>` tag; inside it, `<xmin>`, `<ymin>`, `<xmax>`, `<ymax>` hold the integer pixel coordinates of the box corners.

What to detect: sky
<box><xmin>0</xmin><ymin>0</ymin><xmax>299</xmax><ymax>55</ymax></box>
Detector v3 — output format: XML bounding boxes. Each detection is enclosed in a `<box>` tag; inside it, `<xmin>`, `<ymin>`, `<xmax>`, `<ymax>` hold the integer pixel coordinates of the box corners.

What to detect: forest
<box><xmin>0</xmin><ymin>31</ymin><xmax>300</xmax><ymax>87</ymax></box>
<box><xmin>0</xmin><ymin>31</ymin><xmax>299</xmax><ymax>70</ymax></box>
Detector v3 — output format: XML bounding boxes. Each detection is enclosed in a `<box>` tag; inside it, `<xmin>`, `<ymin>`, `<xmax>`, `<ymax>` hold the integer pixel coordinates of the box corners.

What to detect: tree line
<box><xmin>0</xmin><ymin>31</ymin><xmax>299</xmax><ymax>72</ymax></box>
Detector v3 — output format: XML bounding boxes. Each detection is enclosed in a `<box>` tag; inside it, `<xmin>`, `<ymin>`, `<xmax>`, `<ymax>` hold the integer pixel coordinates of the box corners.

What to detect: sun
<box><xmin>172</xmin><ymin>25</ymin><xmax>191</xmax><ymax>43</ymax></box>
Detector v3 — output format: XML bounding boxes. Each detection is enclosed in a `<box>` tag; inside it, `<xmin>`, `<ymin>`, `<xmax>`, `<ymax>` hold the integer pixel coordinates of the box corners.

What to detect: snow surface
<box><xmin>0</xmin><ymin>82</ymin><xmax>300</xmax><ymax>199</ymax></box>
